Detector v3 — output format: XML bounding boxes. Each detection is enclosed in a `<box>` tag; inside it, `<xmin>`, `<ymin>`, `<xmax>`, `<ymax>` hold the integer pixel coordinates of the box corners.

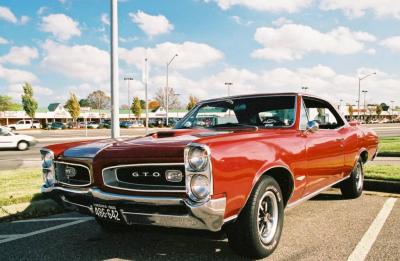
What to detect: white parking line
<box><xmin>347</xmin><ymin>198</ymin><xmax>397</xmax><ymax>261</ymax></box>
<box><xmin>12</xmin><ymin>217</ymin><xmax>89</xmax><ymax>223</ymax></box>
<box><xmin>0</xmin><ymin>217</ymin><xmax>94</xmax><ymax>244</ymax></box>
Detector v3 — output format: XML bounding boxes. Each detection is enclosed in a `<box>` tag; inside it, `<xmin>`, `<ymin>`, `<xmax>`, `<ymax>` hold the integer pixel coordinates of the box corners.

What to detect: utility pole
<box><xmin>124</xmin><ymin>76</ymin><xmax>134</xmax><ymax>120</ymax></box>
<box><xmin>144</xmin><ymin>58</ymin><xmax>149</xmax><ymax>134</ymax></box>
<box><xmin>110</xmin><ymin>0</ymin><xmax>120</xmax><ymax>138</ymax></box>
<box><xmin>224</xmin><ymin>82</ymin><xmax>233</xmax><ymax>96</ymax></box>
<box><xmin>166</xmin><ymin>54</ymin><xmax>178</xmax><ymax>126</ymax></box>
<box><xmin>362</xmin><ymin>90</ymin><xmax>368</xmax><ymax>121</ymax></box>
<box><xmin>357</xmin><ymin>72</ymin><xmax>376</xmax><ymax>121</ymax></box>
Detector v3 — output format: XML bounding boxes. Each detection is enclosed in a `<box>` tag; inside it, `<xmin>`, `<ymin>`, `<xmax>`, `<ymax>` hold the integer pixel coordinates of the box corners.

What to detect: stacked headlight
<box><xmin>184</xmin><ymin>144</ymin><xmax>212</xmax><ymax>203</ymax></box>
<box><xmin>40</xmin><ymin>149</ymin><xmax>55</xmax><ymax>187</ymax></box>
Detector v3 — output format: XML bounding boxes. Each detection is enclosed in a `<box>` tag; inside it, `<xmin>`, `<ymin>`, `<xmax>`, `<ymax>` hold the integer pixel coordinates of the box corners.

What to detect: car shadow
<box><xmin>310</xmin><ymin>191</ymin><xmax>347</xmax><ymax>201</ymax></box>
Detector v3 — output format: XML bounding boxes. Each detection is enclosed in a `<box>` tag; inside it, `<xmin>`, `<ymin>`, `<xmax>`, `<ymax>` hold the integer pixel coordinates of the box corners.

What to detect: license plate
<box><xmin>92</xmin><ymin>203</ymin><xmax>123</xmax><ymax>223</ymax></box>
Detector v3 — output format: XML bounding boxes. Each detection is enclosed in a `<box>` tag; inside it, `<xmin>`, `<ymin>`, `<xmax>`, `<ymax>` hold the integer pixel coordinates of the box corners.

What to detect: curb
<box><xmin>0</xmin><ymin>199</ymin><xmax>64</xmax><ymax>222</ymax></box>
<box><xmin>364</xmin><ymin>179</ymin><xmax>400</xmax><ymax>194</ymax></box>
<box><xmin>378</xmin><ymin>152</ymin><xmax>400</xmax><ymax>157</ymax></box>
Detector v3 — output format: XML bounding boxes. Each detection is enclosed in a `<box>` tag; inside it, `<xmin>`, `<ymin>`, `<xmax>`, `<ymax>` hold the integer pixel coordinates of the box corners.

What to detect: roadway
<box><xmin>0</xmin><ymin>191</ymin><xmax>399</xmax><ymax>260</ymax></box>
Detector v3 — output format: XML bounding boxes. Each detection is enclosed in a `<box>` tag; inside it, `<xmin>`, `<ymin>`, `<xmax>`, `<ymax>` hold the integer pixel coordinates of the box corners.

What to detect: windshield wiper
<box><xmin>213</xmin><ymin>123</ymin><xmax>259</xmax><ymax>131</ymax></box>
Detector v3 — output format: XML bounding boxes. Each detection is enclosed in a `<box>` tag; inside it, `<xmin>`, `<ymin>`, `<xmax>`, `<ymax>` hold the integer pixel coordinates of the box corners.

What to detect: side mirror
<box><xmin>184</xmin><ymin>122</ymin><xmax>192</xmax><ymax>128</ymax></box>
<box><xmin>349</xmin><ymin>120</ymin><xmax>359</xmax><ymax>127</ymax></box>
<box><xmin>305</xmin><ymin>120</ymin><xmax>319</xmax><ymax>133</ymax></box>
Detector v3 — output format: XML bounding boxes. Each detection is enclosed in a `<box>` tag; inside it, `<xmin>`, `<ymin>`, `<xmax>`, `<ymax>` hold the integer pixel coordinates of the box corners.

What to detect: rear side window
<box><xmin>303</xmin><ymin>97</ymin><xmax>345</xmax><ymax>129</ymax></box>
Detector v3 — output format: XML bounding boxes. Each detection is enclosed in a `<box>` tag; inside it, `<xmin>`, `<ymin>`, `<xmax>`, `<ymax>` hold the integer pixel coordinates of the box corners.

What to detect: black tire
<box><xmin>340</xmin><ymin>160</ymin><xmax>364</xmax><ymax>199</ymax></box>
<box><xmin>226</xmin><ymin>176</ymin><xmax>284</xmax><ymax>259</ymax></box>
<box><xmin>17</xmin><ymin>141</ymin><xmax>29</xmax><ymax>151</ymax></box>
<box><xmin>95</xmin><ymin>217</ymin><xmax>126</xmax><ymax>233</ymax></box>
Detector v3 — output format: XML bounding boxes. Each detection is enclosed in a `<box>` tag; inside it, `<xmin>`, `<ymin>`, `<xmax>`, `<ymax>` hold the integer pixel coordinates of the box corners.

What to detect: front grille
<box><xmin>55</xmin><ymin>162</ymin><xmax>91</xmax><ymax>186</ymax></box>
<box><xmin>102</xmin><ymin>163</ymin><xmax>185</xmax><ymax>192</ymax></box>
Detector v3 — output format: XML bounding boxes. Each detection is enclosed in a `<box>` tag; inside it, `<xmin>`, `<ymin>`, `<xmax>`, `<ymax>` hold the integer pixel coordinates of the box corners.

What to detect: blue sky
<box><xmin>0</xmin><ymin>0</ymin><xmax>399</xmax><ymax>107</ymax></box>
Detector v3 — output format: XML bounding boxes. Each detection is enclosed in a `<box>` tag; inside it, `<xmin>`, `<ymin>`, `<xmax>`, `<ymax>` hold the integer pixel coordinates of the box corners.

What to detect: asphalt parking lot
<box><xmin>0</xmin><ymin>190</ymin><xmax>399</xmax><ymax>261</ymax></box>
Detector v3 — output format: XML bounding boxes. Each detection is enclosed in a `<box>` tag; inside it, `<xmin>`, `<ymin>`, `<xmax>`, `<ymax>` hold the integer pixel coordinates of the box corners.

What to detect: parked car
<box><xmin>0</xmin><ymin>126</ymin><xmax>37</xmax><ymax>150</ymax></box>
<box><xmin>86</xmin><ymin>121</ymin><xmax>99</xmax><ymax>129</ymax></box>
<box><xmin>40</xmin><ymin>93</ymin><xmax>378</xmax><ymax>259</ymax></box>
<box><xmin>6</xmin><ymin>120</ymin><xmax>41</xmax><ymax>130</ymax></box>
<box><xmin>48</xmin><ymin>122</ymin><xmax>66</xmax><ymax>130</ymax></box>
<box><xmin>120</xmin><ymin>121</ymin><xmax>133</xmax><ymax>128</ymax></box>
<box><xmin>131</xmin><ymin>120</ymin><xmax>144</xmax><ymax>127</ymax></box>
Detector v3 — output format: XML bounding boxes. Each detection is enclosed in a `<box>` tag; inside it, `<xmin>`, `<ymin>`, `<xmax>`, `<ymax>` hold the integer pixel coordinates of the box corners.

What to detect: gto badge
<box><xmin>132</xmin><ymin>171</ymin><xmax>161</xmax><ymax>178</ymax></box>
<box><xmin>65</xmin><ymin>166</ymin><xmax>77</xmax><ymax>178</ymax></box>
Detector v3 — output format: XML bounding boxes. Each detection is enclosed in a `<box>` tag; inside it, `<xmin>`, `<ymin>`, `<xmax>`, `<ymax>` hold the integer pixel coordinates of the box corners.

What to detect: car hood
<box><xmin>60</xmin><ymin>129</ymin><xmax>232</xmax><ymax>160</ymax></box>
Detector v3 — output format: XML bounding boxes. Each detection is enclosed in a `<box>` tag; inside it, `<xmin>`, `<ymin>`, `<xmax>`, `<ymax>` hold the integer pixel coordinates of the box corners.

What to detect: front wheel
<box><xmin>17</xmin><ymin>141</ymin><xmax>29</xmax><ymax>151</ymax></box>
<box><xmin>340</xmin><ymin>160</ymin><xmax>364</xmax><ymax>199</ymax></box>
<box><xmin>227</xmin><ymin>176</ymin><xmax>284</xmax><ymax>259</ymax></box>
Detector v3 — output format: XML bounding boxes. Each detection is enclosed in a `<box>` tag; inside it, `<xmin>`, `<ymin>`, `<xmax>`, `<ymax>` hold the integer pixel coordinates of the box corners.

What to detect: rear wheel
<box><xmin>226</xmin><ymin>176</ymin><xmax>284</xmax><ymax>259</ymax></box>
<box><xmin>340</xmin><ymin>160</ymin><xmax>364</xmax><ymax>199</ymax></box>
<box><xmin>17</xmin><ymin>141</ymin><xmax>29</xmax><ymax>151</ymax></box>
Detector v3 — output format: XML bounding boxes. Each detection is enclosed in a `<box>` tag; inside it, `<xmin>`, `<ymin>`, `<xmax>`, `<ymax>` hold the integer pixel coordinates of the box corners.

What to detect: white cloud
<box><xmin>0</xmin><ymin>37</ymin><xmax>8</xmax><ymax>44</ymax></box>
<box><xmin>37</xmin><ymin>6</ymin><xmax>47</xmax><ymax>15</ymax></box>
<box><xmin>0</xmin><ymin>46</ymin><xmax>39</xmax><ymax>65</ymax></box>
<box><xmin>41</xmin><ymin>40</ymin><xmax>109</xmax><ymax>84</ymax></box>
<box><xmin>381</xmin><ymin>36</ymin><xmax>400</xmax><ymax>53</ymax></box>
<box><xmin>251</xmin><ymin>24</ymin><xmax>376</xmax><ymax>61</ymax></box>
<box><xmin>20</xmin><ymin>15</ymin><xmax>29</xmax><ymax>25</ymax></box>
<box><xmin>40</xmin><ymin>14</ymin><xmax>81</xmax><ymax>41</ymax></box>
<box><xmin>120</xmin><ymin>41</ymin><xmax>223</xmax><ymax>70</ymax></box>
<box><xmin>320</xmin><ymin>0</ymin><xmax>400</xmax><ymax>19</ymax></box>
<box><xmin>0</xmin><ymin>6</ymin><xmax>17</xmax><ymax>23</ymax></box>
<box><xmin>0</xmin><ymin>65</ymin><xmax>37</xmax><ymax>83</ymax></box>
<box><xmin>210</xmin><ymin>0</ymin><xmax>312</xmax><ymax>13</ymax></box>
<box><xmin>231</xmin><ymin>15</ymin><xmax>254</xmax><ymax>26</ymax></box>
<box><xmin>272</xmin><ymin>17</ymin><xmax>293</xmax><ymax>26</ymax></box>
<box><xmin>129</xmin><ymin>10</ymin><xmax>173</xmax><ymax>37</ymax></box>
<box><xmin>366</xmin><ymin>48</ymin><xmax>376</xmax><ymax>55</ymax></box>
<box><xmin>101</xmin><ymin>13</ymin><xmax>110</xmax><ymax>26</ymax></box>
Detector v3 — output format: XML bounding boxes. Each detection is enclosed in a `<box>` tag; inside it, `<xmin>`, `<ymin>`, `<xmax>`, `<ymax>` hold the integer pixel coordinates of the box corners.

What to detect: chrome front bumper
<box><xmin>41</xmin><ymin>185</ymin><xmax>226</xmax><ymax>232</ymax></box>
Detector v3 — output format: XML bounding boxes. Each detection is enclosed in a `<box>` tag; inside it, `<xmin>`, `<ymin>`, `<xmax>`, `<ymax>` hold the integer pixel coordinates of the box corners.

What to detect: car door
<box><xmin>0</xmin><ymin>128</ymin><xmax>14</xmax><ymax>148</ymax></box>
<box><xmin>301</xmin><ymin>97</ymin><xmax>345</xmax><ymax>196</ymax></box>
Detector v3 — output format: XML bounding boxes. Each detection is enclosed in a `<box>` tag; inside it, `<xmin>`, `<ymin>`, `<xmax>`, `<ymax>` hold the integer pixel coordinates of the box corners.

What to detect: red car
<box><xmin>41</xmin><ymin>93</ymin><xmax>378</xmax><ymax>259</ymax></box>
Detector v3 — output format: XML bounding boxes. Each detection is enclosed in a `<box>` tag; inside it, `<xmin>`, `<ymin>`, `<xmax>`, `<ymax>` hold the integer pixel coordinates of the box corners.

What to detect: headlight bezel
<box><xmin>40</xmin><ymin>149</ymin><xmax>55</xmax><ymax>187</ymax></box>
<box><xmin>184</xmin><ymin>143</ymin><xmax>213</xmax><ymax>203</ymax></box>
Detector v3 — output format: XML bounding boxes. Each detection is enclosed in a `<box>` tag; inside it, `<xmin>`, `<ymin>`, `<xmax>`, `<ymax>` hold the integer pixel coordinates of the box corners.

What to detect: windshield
<box><xmin>174</xmin><ymin>95</ymin><xmax>296</xmax><ymax>129</ymax></box>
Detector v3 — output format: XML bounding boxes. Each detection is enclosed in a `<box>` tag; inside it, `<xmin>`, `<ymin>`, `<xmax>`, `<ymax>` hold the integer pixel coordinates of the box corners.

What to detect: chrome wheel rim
<box><xmin>257</xmin><ymin>190</ymin><xmax>279</xmax><ymax>245</ymax></box>
<box><xmin>355</xmin><ymin>163</ymin><xmax>363</xmax><ymax>191</ymax></box>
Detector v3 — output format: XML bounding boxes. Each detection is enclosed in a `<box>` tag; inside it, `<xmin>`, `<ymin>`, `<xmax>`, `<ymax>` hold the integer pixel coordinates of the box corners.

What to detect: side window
<box><xmin>303</xmin><ymin>97</ymin><xmax>344</xmax><ymax>129</ymax></box>
<box><xmin>299</xmin><ymin>99</ymin><xmax>309</xmax><ymax>130</ymax></box>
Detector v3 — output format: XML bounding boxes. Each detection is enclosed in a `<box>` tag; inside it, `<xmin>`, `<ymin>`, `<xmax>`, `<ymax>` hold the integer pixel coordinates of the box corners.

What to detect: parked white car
<box><xmin>6</xmin><ymin>120</ymin><xmax>41</xmax><ymax>130</ymax></box>
<box><xmin>0</xmin><ymin>127</ymin><xmax>37</xmax><ymax>150</ymax></box>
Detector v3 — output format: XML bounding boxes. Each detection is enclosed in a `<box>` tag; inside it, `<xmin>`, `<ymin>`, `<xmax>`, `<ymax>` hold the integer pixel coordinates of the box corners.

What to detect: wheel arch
<box><xmin>357</xmin><ymin>148</ymin><xmax>368</xmax><ymax>164</ymax></box>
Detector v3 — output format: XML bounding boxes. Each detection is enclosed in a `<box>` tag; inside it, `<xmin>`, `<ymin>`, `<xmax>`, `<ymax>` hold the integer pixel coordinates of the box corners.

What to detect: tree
<box><xmin>154</xmin><ymin>87</ymin><xmax>180</xmax><ymax>110</ymax></box>
<box><xmin>65</xmin><ymin>92</ymin><xmax>81</xmax><ymax>123</ymax></box>
<box><xmin>148</xmin><ymin>100</ymin><xmax>160</xmax><ymax>110</ymax></box>
<box><xmin>376</xmin><ymin>104</ymin><xmax>383</xmax><ymax>117</ymax></box>
<box><xmin>87</xmin><ymin>90</ymin><xmax>111</xmax><ymax>109</ymax></box>
<box><xmin>187</xmin><ymin>95</ymin><xmax>199</xmax><ymax>110</ymax></box>
<box><xmin>79</xmin><ymin>98</ymin><xmax>90</xmax><ymax>107</ymax></box>
<box><xmin>380</xmin><ymin>103</ymin><xmax>389</xmax><ymax>111</ymax></box>
<box><xmin>131</xmin><ymin>97</ymin><xmax>142</xmax><ymax>119</ymax></box>
<box><xmin>348</xmin><ymin>105</ymin><xmax>354</xmax><ymax>119</ymax></box>
<box><xmin>21</xmin><ymin>83</ymin><xmax>38</xmax><ymax>127</ymax></box>
<box><xmin>140</xmin><ymin>99</ymin><xmax>146</xmax><ymax>109</ymax></box>
<box><xmin>0</xmin><ymin>95</ymin><xmax>13</xmax><ymax>112</ymax></box>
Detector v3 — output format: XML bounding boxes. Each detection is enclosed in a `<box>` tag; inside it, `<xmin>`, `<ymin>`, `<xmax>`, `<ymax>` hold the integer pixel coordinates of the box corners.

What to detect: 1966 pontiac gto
<box><xmin>41</xmin><ymin>93</ymin><xmax>378</xmax><ymax>258</ymax></box>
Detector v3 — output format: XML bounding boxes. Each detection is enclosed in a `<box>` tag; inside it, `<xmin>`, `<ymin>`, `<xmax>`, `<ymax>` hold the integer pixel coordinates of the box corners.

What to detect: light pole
<box><xmin>144</xmin><ymin>58</ymin><xmax>149</xmax><ymax>134</ymax></box>
<box><xmin>224</xmin><ymin>82</ymin><xmax>233</xmax><ymax>96</ymax></box>
<box><xmin>338</xmin><ymin>99</ymin><xmax>343</xmax><ymax>111</ymax></box>
<box><xmin>174</xmin><ymin>93</ymin><xmax>181</xmax><ymax>118</ymax></box>
<box><xmin>301</xmin><ymin>86</ymin><xmax>309</xmax><ymax>93</ymax></box>
<box><xmin>166</xmin><ymin>54</ymin><xmax>178</xmax><ymax>126</ymax></box>
<box><xmin>357</xmin><ymin>72</ymin><xmax>376</xmax><ymax>121</ymax></box>
<box><xmin>124</xmin><ymin>76</ymin><xmax>134</xmax><ymax>120</ymax></box>
<box><xmin>362</xmin><ymin>90</ymin><xmax>368</xmax><ymax>121</ymax></box>
<box><xmin>110</xmin><ymin>0</ymin><xmax>120</xmax><ymax>138</ymax></box>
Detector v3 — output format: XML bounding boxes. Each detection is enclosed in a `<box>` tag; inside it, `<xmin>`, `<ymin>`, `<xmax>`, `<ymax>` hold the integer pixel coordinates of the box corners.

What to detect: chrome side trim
<box><xmin>286</xmin><ymin>175</ymin><xmax>350</xmax><ymax>209</ymax></box>
<box><xmin>54</xmin><ymin>161</ymin><xmax>92</xmax><ymax>187</ymax></box>
<box><xmin>102</xmin><ymin>163</ymin><xmax>186</xmax><ymax>193</ymax></box>
<box><xmin>223</xmin><ymin>214</ymin><xmax>238</xmax><ymax>223</ymax></box>
<box><xmin>62</xmin><ymin>197</ymin><xmax>93</xmax><ymax>211</ymax></box>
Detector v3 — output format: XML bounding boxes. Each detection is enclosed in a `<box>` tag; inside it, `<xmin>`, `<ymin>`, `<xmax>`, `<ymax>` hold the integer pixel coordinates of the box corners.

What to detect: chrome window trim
<box><xmin>54</xmin><ymin>161</ymin><xmax>92</xmax><ymax>187</ymax></box>
<box><xmin>102</xmin><ymin>163</ymin><xmax>186</xmax><ymax>193</ymax></box>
